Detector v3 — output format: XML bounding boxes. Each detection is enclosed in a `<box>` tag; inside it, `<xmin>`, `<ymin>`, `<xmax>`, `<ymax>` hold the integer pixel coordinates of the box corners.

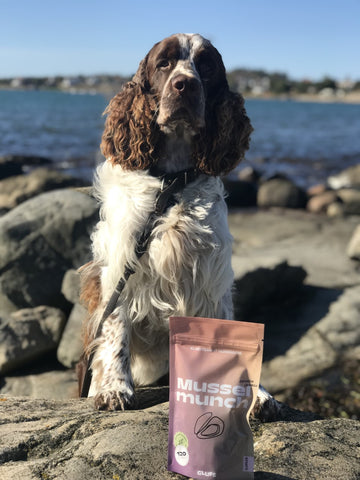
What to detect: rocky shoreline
<box><xmin>0</xmin><ymin>155</ymin><xmax>359</xmax><ymax>478</ymax></box>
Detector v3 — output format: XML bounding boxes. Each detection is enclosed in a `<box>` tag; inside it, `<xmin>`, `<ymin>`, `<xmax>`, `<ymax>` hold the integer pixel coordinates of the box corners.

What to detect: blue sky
<box><xmin>1</xmin><ymin>0</ymin><xmax>359</xmax><ymax>81</ymax></box>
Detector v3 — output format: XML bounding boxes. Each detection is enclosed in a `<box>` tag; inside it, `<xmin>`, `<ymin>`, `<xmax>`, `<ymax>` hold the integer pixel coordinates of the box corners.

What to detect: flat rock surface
<box><xmin>0</xmin><ymin>395</ymin><xmax>358</xmax><ymax>480</ymax></box>
<box><xmin>228</xmin><ymin>208</ymin><xmax>359</xmax><ymax>288</ymax></box>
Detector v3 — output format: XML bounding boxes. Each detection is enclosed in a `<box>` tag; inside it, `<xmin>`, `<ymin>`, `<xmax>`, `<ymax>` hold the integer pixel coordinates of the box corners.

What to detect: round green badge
<box><xmin>174</xmin><ymin>431</ymin><xmax>189</xmax><ymax>448</ymax></box>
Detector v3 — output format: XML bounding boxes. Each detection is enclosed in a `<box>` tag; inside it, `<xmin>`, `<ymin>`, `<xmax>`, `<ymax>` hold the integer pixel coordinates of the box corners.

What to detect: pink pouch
<box><xmin>168</xmin><ymin>316</ymin><xmax>264</xmax><ymax>480</ymax></box>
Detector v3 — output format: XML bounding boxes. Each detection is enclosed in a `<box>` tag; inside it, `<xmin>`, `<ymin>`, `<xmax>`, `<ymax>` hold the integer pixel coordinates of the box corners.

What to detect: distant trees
<box><xmin>315</xmin><ymin>76</ymin><xmax>337</xmax><ymax>91</ymax></box>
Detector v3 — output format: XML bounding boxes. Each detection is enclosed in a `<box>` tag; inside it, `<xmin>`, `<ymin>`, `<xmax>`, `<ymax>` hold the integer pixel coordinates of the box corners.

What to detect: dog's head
<box><xmin>101</xmin><ymin>33</ymin><xmax>253</xmax><ymax>176</ymax></box>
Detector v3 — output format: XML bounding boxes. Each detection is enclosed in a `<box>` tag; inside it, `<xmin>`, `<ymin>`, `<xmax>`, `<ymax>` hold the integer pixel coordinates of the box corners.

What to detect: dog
<box><xmin>79</xmin><ymin>33</ymin><xmax>279</xmax><ymax>419</ymax></box>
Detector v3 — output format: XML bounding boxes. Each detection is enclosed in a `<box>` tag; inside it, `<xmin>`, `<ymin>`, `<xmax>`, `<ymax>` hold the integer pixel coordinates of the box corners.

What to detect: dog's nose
<box><xmin>171</xmin><ymin>74</ymin><xmax>200</xmax><ymax>94</ymax></box>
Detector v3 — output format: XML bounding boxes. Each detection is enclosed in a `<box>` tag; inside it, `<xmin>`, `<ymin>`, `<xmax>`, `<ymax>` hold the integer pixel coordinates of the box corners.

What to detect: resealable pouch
<box><xmin>168</xmin><ymin>316</ymin><xmax>264</xmax><ymax>480</ymax></box>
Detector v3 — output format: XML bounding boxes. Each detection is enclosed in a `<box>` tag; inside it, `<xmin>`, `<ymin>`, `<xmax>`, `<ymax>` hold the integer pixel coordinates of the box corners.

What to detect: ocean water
<box><xmin>1</xmin><ymin>90</ymin><xmax>359</xmax><ymax>187</ymax></box>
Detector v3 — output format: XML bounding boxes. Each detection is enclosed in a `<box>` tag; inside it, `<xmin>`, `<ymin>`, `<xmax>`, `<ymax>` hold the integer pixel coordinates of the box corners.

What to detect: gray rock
<box><xmin>0</xmin><ymin>168</ymin><xmax>86</xmax><ymax>211</ymax></box>
<box><xmin>61</xmin><ymin>269</ymin><xmax>81</xmax><ymax>304</ymax></box>
<box><xmin>327</xmin><ymin>200</ymin><xmax>346</xmax><ymax>217</ymax></box>
<box><xmin>306</xmin><ymin>190</ymin><xmax>338</xmax><ymax>213</ymax></box>
<box><xmin>0</xmin><ymin>154</ymin><xmax>51</xmax><ymax>180</ymax></box>
<box><xmin>0</xmin><ymin>306</ymin><xmax>66</xmax><ymax>374</ymax></box>
<box><xmin>0</xmin><ymin>396</ymin><xmax>358</xmax><ymax>480</ymax></box>
<box><xmin>0</xmin><ymin>369</ymin><xmax>78</xmax><ymax>399</ymax></box>
<box><xmin>57</xmin><ymin>303</ymin><xmax>86</xmax><ymax>368</ymax></box>
<box><xmin>347</xmin><ymin>224</ymin><xmax>360</xmax><ymax>260</ymax></box>
<box><xmin>229</xmin><ymin>209</ymin><xmax>359</xmax><ymax>288</ymax></box>
<box><xmin>254</xmin><ymin>417</ymin><xmax>360</xmax><ymax>480</ymax></box>
<box><xmin>257</xmin><ymin>178</ymin><xmax>307</xmax><ymax>209</ymax></box>
<box><xmin>0</xmin><ymin>189</ymin><xmax>98</xmax><ymax>313</ymax></box>
<box><xmin>328</xmin><ymin>163</ymin><xmax>360</xmax><ymax>189</ymax></box>
<box><xmin>261</xmin><ymin>285</ymin><xmax>360</xmax><ymax>393</ymax></box>
<box><xmin>337</xmin><ymin>188</ymin><xmax>360</xmax><ymax>215</ymax></box>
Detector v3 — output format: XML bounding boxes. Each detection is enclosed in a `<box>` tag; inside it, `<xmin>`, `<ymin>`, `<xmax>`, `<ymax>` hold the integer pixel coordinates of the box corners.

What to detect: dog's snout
<box><xmin>171</xmin><ymin>74</ymin><xmax>200</xmax><ymax>94</ymax></box>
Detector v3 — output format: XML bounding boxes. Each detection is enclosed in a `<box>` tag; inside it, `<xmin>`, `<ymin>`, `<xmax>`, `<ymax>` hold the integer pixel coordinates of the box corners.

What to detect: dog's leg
<box><xmin>89</xmin><ymin>306</ymin><xmax>136</xmax><ymax>411</ymax></box>
<box><xmin>252</xmin><ymin>384</ymin><xmax>283</xmax><ymax>422</ymax></box>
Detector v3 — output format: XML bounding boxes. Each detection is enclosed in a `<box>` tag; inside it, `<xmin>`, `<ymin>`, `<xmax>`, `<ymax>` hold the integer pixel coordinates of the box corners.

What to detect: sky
<box><xmin>1</xmin><ymin>0</ymin><xmax>359</xmax><ymax>81</ymax></box>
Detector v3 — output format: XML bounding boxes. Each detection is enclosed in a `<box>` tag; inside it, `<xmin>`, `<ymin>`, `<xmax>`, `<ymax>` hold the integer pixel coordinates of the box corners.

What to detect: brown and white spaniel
<box><xmin>80</xmin><ymin>33</ymin><xmax>278</xmax><ymax>418</ymax></box>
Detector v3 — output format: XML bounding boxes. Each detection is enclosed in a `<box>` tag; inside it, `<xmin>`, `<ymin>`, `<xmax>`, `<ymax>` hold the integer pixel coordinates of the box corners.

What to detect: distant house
<box><xmin>61</xmin><ymin>77</ymin><xmax>81</xmax><ymax>89</ymax></box>
<box><xmin>11</xmin><ymin>78</ymin><xmax>25</xmax><ymax>88</ymax></box>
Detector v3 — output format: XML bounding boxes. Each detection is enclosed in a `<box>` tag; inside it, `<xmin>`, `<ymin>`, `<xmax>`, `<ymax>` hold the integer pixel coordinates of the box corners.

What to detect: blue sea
<box><xmin>1</xmin><ymin>89</ymin><xmax>360</xmax><ymax>187</ymax></box>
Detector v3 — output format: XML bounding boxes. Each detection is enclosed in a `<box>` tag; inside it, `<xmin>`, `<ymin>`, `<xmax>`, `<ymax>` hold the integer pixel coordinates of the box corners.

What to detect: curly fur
<box><xmin>100</xmin><ymin>34</ymin><xmax>252</xmax><ymax>176</ymax></box>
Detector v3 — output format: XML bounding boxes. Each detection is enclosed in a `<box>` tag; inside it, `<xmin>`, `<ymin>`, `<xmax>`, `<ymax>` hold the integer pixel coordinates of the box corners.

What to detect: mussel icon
<box><xmin>194</xmin><ymin>412</ymin><xmax>225</xmax><ymax>439</ymax></box>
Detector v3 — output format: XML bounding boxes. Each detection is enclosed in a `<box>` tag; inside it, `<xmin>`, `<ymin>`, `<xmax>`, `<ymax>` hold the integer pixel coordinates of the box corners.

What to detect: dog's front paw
<box><xmin>94</xmin><ymin>388</ymin><xmax>136</xmax><ymax>411</ymax></box>
<box><xmin>252</xmin><ymin>385</ymin><xmax>282</xmax><ymax>422</ymax></box>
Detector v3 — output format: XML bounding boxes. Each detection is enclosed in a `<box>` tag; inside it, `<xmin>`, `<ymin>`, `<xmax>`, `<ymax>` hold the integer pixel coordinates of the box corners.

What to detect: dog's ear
<box><xmin>132</xmin><ymin>55</ymin><xmax>151</xmax><ymax>91</ymax></box>
<box><xmin>100</xmin><ymin>54</ymin><xmax>159</xmax><ymax>170</ymax></box>
<box><xmin>100</xmin><ymin>82</ymin><xmax>159</xmax><ymax>170</ymax></box>
<box><xmin>194</xmin><ymin>89</ymin><xmax>253</xmax><ymax>176</ymax></box>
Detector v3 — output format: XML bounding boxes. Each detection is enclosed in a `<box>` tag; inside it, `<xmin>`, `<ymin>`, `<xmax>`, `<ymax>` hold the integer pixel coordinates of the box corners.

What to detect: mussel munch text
<box><xmin>175</xmin><ymin>377</ymin><xmax>253</xmax><ymax>409</ymax></box>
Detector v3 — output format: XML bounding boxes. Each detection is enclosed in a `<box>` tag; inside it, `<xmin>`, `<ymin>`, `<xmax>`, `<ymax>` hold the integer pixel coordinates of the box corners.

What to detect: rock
<box><xmin>0</xmin><ymin>396</ymin><xmax>359</xmax><ymax>480</ymax></box>
<box><xmin>261</xmin><ymin>285</ymin><xmax>360</xmax><ymax>393</ymax></box>
<box><xmin>337</xmin><ymin>188</ymin><xmax>360</xmax><ymax>215</ymax></box>
<box><xmin>223</xmin><ymin>178</ymin><xmax>257</xmax><ymax>207</ymax></box>
<box><xmin>0</xmin><ymin>168</ymin><xmax>87</xmax><ymax>211</ymax></box>
<box><xmin>327</xmin><ymin>201</ymin><xmax>345</xmax><ymax>217</ymax></box>
<box><xmin>0</xmin><ymin>306</ymin><xmax>66</xmax><ymax>374</ymax></box>
<box><xmin>61</xmin><ymin>269</ymin><xmax>81</xmax><ymax>304</ymax></box>
<box><xmin>57</xmin><ymin>303</ymin><xmax>86</xmax><ymax>368</ymax></box>
<box><xmin>0</xmin><ymin>369</ymin><xmax>78</xmax><ymax>399</ymax></box>
<box><xmin>253</xmin><ymin>417</ymin><xmax>360</xmax><ymax>480</ymax></box>
<box><xmin>257</xmin><ymin>178</ymin><xmax>307</xmax><ymax>209</ymax></box>
<box><xmin>0</xmin><ymin>189</ymin><xmax>98</xmax><ymax>313</ymax></box>
<box><xmin>307</xmin><ymin>190</ymin><xmax>338</xmax><ymax>213</ymax></box>
<box><xmin>328</xmin><ymin>163</ymin><xmax>360</xmax><ymax>189</ymax></box>
<box><xmin>229</xmin><ymin>209</ymin><xmax>359</xmax><ymax>289</ymax></box>
<box><xmin>232</xmin><ymin>256</ymin><xmax>306</xmax><ymax>317</ymax></box>
<box><xmin>0</xmin><ymin>155</ymin><xmax>51</xmax><ymax>180</ymax></box>
<box><xmin>58</xmin><ymin>269</ymin><xmax>85</xmax><ymax>368</ymax></box>
<box><xmin>347</xmin><ymin>224</ymin><xmax>360</xmax><ymax>260</ymax></box>
<box><xmin>237</xmin><ymin>166</ymin><xmax>261</xmax><ymax>183</ymax></box>
<box><xmin>307</xmin><ymin>183</ymin><xmax>327</xmax><ymax>196</ymax></box>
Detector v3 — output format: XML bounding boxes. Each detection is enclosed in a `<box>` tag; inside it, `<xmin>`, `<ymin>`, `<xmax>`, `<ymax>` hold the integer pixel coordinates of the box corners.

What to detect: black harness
<box><xmin>80</xmin><ymin>167</ymin><xmax>200</xmax><ymax>398</ymax></box>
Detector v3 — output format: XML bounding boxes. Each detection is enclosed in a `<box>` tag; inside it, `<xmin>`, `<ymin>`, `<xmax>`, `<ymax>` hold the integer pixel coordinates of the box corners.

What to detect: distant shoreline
<box><xmin>2</xmin><ymin>86</ymin><xmax>360</xmax><ymax>106</ymax></box>
<box><xmin>245</xmin><ymin>91</ymin><xmax>360</xmax><ymax>105</ymax></box>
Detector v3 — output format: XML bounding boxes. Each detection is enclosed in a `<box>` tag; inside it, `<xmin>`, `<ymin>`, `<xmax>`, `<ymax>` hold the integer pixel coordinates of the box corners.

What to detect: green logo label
<box><xmin>174</xmin><ymin>431</ymin><xmax>189</xmax><ymax>448</ymax></box>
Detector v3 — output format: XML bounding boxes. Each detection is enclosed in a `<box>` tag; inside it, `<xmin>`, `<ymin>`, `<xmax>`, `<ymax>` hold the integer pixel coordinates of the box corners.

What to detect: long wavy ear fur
<box><xmin>194</xmin><ymin>88</ymin><xmax>253</xmax><ymax>176</ymax></box>
<box><xmin>100</xmin><ymin>58</ymin><xmax>160</xmax><ymax>170</ymax></box>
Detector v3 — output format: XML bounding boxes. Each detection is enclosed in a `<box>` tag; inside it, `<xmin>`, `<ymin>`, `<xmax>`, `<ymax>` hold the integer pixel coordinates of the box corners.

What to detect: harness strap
<box><xmin>80</xmin><ymin>167</ymin><xmax>199</xmax><ymax>398</ymax></box>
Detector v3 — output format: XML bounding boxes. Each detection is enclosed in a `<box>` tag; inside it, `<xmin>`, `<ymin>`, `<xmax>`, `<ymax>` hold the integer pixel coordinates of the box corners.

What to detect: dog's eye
<box><xmin>157</xmin><ymin>59</ymin><xmax>171</xmax><ymax>70</ymax></box>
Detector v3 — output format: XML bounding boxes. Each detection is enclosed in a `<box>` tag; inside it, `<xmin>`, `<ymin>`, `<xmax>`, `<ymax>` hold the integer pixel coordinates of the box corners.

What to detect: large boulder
<box><xmin>0</xmin><ymin>155</ymin><xmax>52</xmax><ymax>180</ymax></box>
<box><xmin>57</xmin><ymin>269</ymin><xmax>86</xmax><ymax>368</ymax></box>
<box><xmin>0</xmin><ymin>306</ymin><xmax>66</xmax><ymax>374</ymax></box>
<box><xmin>0</xmin><ymin>168</ymin><xmax>87</xmax><ymax>212</ymax></box>
<box><xmin>257</xmin><ymin>178</ymin><xmax>307</xmax><ymax>209</ymax></box>
<box><xmin>328</xmin><ymin>163</ymin><xmax>360</xmax><ymax>189</ymax></box>
<box><xmin>0</xmin><ymin>396</ymin><xmax>358</xmax><ymax>480</ymax></box>
<box><xmin>228</xmin><ymin>209</ymin><xmax>359</xmax><ymax>289</ymax></box>
<box><xmin>0</xmin><ymin>190</ymin><xmax>98</xmax><ymax>313</ymax></box>
<box><xmin>337</xmin><ymin>188</ymin><xmax>360</xmax><ymax>215</ymax></box>
<box><xmin>261</xmin><ymin>285</ymin><xmax>360</xmax><ymax>393</ymax></box>
<box><xmin>57</xmin><ymin>302</ymin><xmax>86</xmax><ymax>368</ymax></box>
<box><xmin>0</xmin><ymin>369</ymin><xmax>78</xmax><ymax>399</ymax></box>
